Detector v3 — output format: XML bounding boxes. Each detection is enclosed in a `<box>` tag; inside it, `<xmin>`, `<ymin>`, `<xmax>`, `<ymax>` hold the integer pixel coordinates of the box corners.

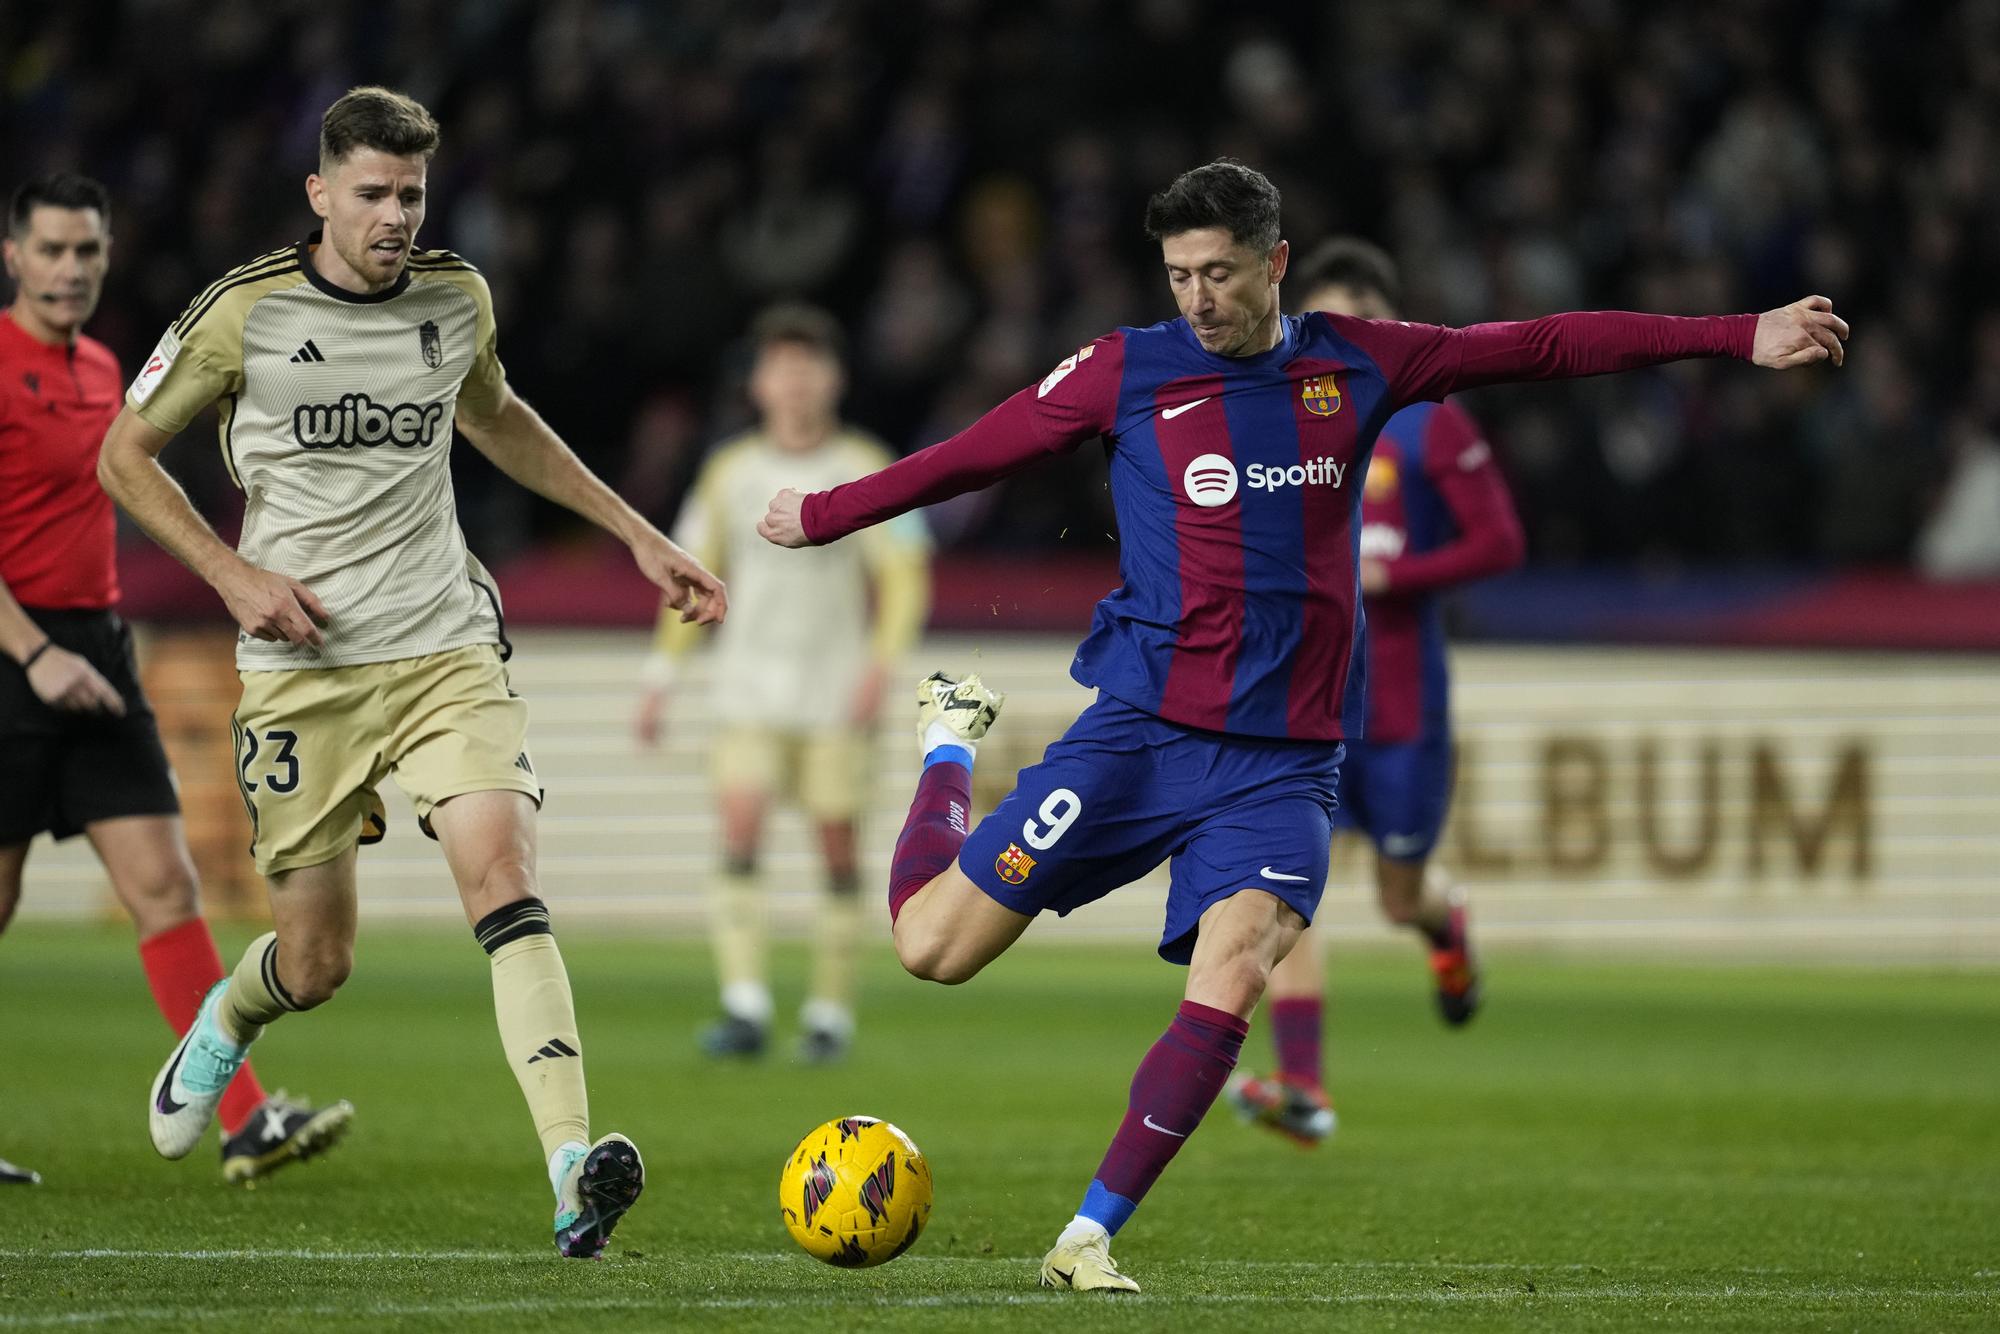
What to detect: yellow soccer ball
<box><xmin>778</xmin><ymin>1116</ymin><xmax>933</xmax><ymax>1268</ymax></box>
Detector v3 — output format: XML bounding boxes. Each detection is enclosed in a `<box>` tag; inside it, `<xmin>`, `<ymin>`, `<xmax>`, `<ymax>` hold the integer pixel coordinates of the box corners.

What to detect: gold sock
<box><xmin>709</xmin><ymin>868</ymin><xmax>771</xmax><ymax>1024</ymax></box>
<box><xmin>218</xmin><ymin>930</ymin><xmax>298</xmax><ymax>1044</ymax></box>
<box><xmin>477</xmin><ymin>898</ymin><xmax>589</xmax><ymax>1160</ymax></box>
<box><xmin>805</xmin><ymin>883</ymin><xmax>863</xmax><ymax>1032</ymax></box>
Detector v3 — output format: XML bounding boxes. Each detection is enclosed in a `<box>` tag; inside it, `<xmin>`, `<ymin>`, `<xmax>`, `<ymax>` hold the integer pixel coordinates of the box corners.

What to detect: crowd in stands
<box><xmin>7</xmin><ymin>0</ymin><xmax>1997</xmax><ymax>575</ymax></box>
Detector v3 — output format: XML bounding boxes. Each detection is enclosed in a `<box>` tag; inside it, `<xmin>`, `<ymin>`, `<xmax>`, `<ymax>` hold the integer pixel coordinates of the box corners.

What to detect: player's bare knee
<box><xmin>472</xmin><ymin>858</ymin><xmax>539</xmax><ymax>916</ymax></box>
<box><xmin>892</xmin><ymin>920</ymin><xmax>977</xmax><ymax>985</ymax></box>
<box><xmin>281</xmin><ymin>944</ymin><xmax>352</xmax><ymax>1008</ymax></box>
<box><xmin>1377</xmin><ymin>882</ymin><xmax>1420</xmax><ymax>925</ymax></box>
<box><xmin>122</xmin><ymin>864</ymin><xmax>202</xmax><ymax>936</ymax></box>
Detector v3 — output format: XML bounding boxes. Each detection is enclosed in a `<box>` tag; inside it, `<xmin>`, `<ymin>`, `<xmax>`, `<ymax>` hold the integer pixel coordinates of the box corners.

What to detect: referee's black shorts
<box><xmin>0</xmin><ymin>608</ymin><xmax>180</xmax><ymax>845</ymax></box>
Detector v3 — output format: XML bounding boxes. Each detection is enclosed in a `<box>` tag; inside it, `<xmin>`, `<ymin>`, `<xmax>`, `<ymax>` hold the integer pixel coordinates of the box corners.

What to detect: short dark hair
<box><xmin>1295</xmin><ymin>237</ymin><xmax>1402</xmax><ymax>310</ymax></box>
<box><xmin>9</xmin><ymin>171</ymin><xmax>111</xmax><ymax>236</ymax></box>
<box><xmin>319</xmin><ymin>86</ymin><xmax>441</xmax><ymax>169</ymax></box>
<box><xmin>1143</xmin><ymin>159</ymin><xmax>1281</xmax><ymax>253</ymax></box>
<box><xmin>751</xmin><ymin>302</ymin><xmax>846</xmax><ymax>361</ymax></box>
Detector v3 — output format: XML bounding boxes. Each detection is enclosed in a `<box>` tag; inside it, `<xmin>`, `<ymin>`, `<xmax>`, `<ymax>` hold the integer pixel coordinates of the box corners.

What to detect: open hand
<box><xmin>1753</xmin><ymin>296</ymin><xmax>1849</xmax><ymax>369</ymax></box>
<box><xmin>634</xmin><ymin>531</ymin><xmax>727</xmax><ymax>626</ymax></box>
<box><xmin>757</xmin><ymin>489</ymin><xmax>810</xmax><ymax>548</ymax></box>
<box><xmin>218</xmin><ymin>562</ymin><xmax>330</xmax><ymax>647</ymax></box>
<box><xmin>25</xmin><ymin>644</ymin><xmax>126</xmax><ymax>716</ymax></box>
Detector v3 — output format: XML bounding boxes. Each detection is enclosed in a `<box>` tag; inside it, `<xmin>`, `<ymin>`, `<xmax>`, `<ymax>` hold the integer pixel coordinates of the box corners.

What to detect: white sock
<box><xmin>1056</xmin><ymin>1215</ymin><xmax>1109</xmax><ymax>1249</ymax></box>
<box><xmin>922</xmin><ymin>719</ymin><xmax>977</xmax><ymax>760</ymax></box>
<box><xmin>548</xmin><ymin>1139</ymin><xmax>589</xmax><ymax>1194</ymax></box>
<box><xmin>722</xmin><ymin>980</ymin><xmax>774</xmax><ymax>1026</ymax></box>
<box><xmin>800</xmin><ymin>997</ymin><xmax>855</xmax><ymax>1040</ymax></box>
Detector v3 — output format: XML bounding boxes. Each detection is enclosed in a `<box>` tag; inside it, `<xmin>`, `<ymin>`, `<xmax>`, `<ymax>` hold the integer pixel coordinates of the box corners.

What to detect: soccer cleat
<box><xmin>795</xmin><ymin>1026</ymin><xmax>850</xmax><ymax>1065</ymax></box>
<box><xmin>1227</xmin><ymin>1073</ymin><xmax>1337</xmax><ymax>1147</ymax></box>
<box><xmin>1040</xmin><ymin>1231</ymin><xmax>1141</xmax><ymax>1293</ymax></box>
<box><xmin>699</xmin><ymin>1014</ymin><xmax>768</xmax><ymax>1059</ymax></box>
<box><xmin>221</xmin><ymin>1091</ymin><xmax>355</xmax><ymax>1184</ymax></box>
<box><xmin>0</xmin><ymin>1156</ymin><xmax>40</xmax><ymax>1185</ymax></box>
<box><xmin>148</xmin><ymin>980</ymin><xmax>251</xmax><ymax>1161</ymax></box>
<box><xmin>915</xmin><ymin>671</ymin><xmax>1004</xmax><ymax>745</ymax></box>
<box><xmin>1430</xmin><ymin>893</ymin><xmax>1482</xmax><ymax>1027</ymax></box>
<box><xmin>553</xmin><ymin>1132</ymin><xmax>646</xmax><ymax>1258</ymax></box>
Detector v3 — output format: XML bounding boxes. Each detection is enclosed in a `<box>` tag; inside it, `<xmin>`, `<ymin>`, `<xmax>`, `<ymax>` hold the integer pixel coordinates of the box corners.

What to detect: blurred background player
<box><xmin>636</xmin><ymin>304</ymin><xmax>929</xmax><ymax>1062</ymax></box>
<box><xmin>761</xmin><ymin>160</ymin><xmax>1847</xmax><ymax>1291</ymax></box>
<box><xmin>96</xmin><ymin>88</ymin><xmax>725</xmax><ymax>1256</ymax></box>
<box><xmin>0</xmin><ymin>171</ymin><xmax>350</xmax><ymax>1185</ymax></box>
<box><xmin>1229</xmin><ymin>237</ymin><xmax>1527</xmax><ymax>1148</ymax></box>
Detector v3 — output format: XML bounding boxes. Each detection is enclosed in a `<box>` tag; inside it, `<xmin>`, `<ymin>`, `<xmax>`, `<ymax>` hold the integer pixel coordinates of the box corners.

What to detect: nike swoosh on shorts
<box><xmin>1259</xmin><ymin>867</ymin><xmax>1309</xmax><ymax>882</ymax></box>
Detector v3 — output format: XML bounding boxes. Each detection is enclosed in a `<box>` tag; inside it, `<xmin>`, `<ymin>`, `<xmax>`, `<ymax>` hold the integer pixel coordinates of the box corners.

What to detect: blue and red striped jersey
<box><xmin>803</xmin><ymin>307</ymin><xmax>1752</xmax><ymax>741</ymax></box>
<box><xmin>1358</xmin><ymin>399</ymin><xmax>1524</xmax><ymax>743</ymax></box>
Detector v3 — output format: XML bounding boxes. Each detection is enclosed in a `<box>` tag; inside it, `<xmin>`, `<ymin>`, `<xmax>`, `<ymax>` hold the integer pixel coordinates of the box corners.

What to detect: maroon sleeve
<box><xmin>1328</xmin><ymin>310</ymin><xmax>1758</xmax><ymax>406</ymax></box>
<box><xmin>801</xmin><ymin>333</ymin><xmax>1125</xmax><ymax>545</ymax></box>
<box><xmin>1379</xmin><ymin>400</ymin><xmax>1526</xmax><ymax>596</ymax></box>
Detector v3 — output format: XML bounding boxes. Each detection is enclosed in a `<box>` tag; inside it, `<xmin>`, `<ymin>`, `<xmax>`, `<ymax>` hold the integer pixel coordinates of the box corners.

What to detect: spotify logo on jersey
<box><xmin>1183</xmin><ymin>453</ymin><xmax>1239</xmax><ymax>507</ymax></box>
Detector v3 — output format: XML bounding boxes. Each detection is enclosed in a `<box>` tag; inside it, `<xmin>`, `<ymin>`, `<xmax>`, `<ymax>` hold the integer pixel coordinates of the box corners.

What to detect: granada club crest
<box><xmin>1300</xmin><ymin>374</ymin><xmax>1342</xmax><ymax>416</ymax></box>
<box><xmin>418</xmin><ymin>319</ymin><xmax>442</xmax><ymax>369</ymax></box>
<box><xmin>995</xmin><ymin>842</ymin><xmax>1036</xmax><ymax>884</ymax></box>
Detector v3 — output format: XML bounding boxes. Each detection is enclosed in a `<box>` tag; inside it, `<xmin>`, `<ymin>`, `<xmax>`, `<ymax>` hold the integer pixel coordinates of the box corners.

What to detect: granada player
<box><xmin>0</xmin><ymin>172</ymin><xmax>351</xmax><ymax>1183</ymax></box>
<box><xmin>1229</xmin><ymin>237</ymin><xmax>1525</xmax><ymax>1149</ymax></box>
<box><xmin>759</xmin><ymin>160</ymin><xmax>1847</xmax><ymax>1291</ymax></box>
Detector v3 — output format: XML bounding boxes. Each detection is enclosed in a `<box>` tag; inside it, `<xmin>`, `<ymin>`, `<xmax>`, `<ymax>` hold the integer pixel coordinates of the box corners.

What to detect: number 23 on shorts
<box><xmin>236</xmin><ymin>725</ymin><xmax>302</xmax><ymax>794</ymax></box>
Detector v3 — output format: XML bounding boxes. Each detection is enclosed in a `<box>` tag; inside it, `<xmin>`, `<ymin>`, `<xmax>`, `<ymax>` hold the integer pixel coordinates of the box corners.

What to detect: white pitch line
<box><xmin>2</xmin><ymin>1286</ymin><xmax>1996</xmax><ymax>1328</ymax></box>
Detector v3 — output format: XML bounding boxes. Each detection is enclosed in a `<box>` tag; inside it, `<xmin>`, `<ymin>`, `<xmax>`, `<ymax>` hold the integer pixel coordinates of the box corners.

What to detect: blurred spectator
<box><xmin>3</xmin><ymin>0</ymin><xmax>1991</xmax><ymax>572</ymax></box>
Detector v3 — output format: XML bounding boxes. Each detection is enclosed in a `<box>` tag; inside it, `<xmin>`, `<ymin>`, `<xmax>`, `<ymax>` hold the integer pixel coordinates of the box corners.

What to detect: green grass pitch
<box><xmin>0</xmin><ymin>922</ymin><xmax>1995</xmax><ymax>1331</ymax></box>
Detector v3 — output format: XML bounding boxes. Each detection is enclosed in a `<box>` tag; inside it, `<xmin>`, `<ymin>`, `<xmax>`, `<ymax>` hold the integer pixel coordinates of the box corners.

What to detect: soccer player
<box><xmin>96</xmin><ymin>88</ymin><xmax>725</xmax><ymax>1257</ymax></box>
<box><xmin>1226</xmin><ymin>237</ymin><xmax>1527</xmax><ymax>1148</ymax></box>
<box><xmin>635</xmin><ymin>304</ymin><xmax>929</xmax><ymax>1063</ymax></box>
<box><xmin>1</xmin><ymin>171</ymin><xmax>351</xmax><ymax>1185</ymax></box>
<box><xmin>759</xmin><ymin>161</ymin><xmax>1846</xmax><ymax>1290</ymax></box>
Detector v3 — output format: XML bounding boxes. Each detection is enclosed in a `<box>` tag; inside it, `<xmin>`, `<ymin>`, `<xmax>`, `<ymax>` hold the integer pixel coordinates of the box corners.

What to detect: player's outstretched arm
<box><xmin>96</xmin><ymin>407</ymin><xmax>329</xmax><ymax>647</ymax></box>
<box><xmin>1343</xmin><ymin>297</ymin><xmax>1848</xmax><ymax>404</ymax></box>
<box><xmin>763</xmin><ymin>334</ymin><xmax>1124</xmax><ymax>549</ymax></box>
<box><xmin>456</xmin><ymin>387</ymin><xmax>726</xmax><ymax>625</ymax></box>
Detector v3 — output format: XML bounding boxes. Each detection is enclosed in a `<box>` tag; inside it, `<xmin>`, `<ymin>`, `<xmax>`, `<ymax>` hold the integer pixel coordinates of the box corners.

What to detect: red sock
<box><xmin>888</xmin><ymin>754</ymin><xmax>972</xmax><ymax>922</ymax></box>
<box><xmin>1082</xmin><ymin>1000</ymin><xmax>1248</xmax><ymax>1233</ymax></box>
<box><xmin>1270</xmin><ymin>996</ymin><xmax>1323</xmax><ymax>1089</ymax></box>
<box><xmin>138</xmin><ymin>919</ymin><xmax>266</xmax><ymax>1136</ymax></box>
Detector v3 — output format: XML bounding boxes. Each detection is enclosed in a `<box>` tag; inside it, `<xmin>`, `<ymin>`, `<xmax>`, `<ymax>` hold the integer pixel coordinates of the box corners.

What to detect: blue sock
<box><xmin>1077</xmin><ymin>1179</ymin><xmax>1138</xmax><ymax>1236</ymax></box>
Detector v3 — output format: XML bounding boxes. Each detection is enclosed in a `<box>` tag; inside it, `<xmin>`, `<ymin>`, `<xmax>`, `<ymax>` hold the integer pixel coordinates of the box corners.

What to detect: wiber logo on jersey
<box><xmin>292</xmin><ymin>394</ymin><xmax>448</xmax><ymax>449</ymax></box>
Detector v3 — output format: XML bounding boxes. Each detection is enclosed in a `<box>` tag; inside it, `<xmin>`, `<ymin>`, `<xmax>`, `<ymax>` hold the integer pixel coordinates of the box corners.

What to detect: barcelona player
<box><xmin>759</xmin><ymin>160</ymin><xmax>1847</xmax><ymax>1290</ymax></box>
<box><xmin>1229</xmin><ymin>237</ymin><xmax>1526</xmax><ymax>1148</ymax></box>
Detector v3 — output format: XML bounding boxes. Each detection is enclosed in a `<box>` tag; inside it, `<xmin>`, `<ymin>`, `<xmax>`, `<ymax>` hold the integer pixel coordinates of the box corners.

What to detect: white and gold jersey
<box><xmin>128</xmin><ymin>234</ymin><xmax>509</xmax><ymax>671</ymax></box>
<box><xmin>656</xmin><ymin>429</ymin><xmax>930</xmax><ymax>723</ymax></box>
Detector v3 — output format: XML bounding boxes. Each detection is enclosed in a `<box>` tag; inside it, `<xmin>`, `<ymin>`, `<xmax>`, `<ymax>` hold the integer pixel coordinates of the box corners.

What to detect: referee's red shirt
<box><xmin>0</xmin><ymin>309</ymin><xmax>124</xmax><ymax>609</ymax></box>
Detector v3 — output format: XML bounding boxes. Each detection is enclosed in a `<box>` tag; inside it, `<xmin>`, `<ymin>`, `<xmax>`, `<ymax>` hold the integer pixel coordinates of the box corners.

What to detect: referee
<box><xmin>0</xmin><ymin>172</ymin><xmax>350</xmax><ymax>1184</ymax></box>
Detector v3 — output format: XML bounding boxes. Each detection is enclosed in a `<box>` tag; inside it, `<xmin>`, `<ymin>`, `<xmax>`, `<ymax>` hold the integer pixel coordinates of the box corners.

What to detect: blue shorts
<box><xmin>1326</xmin><ymin>730</ymin><xmax>1454</xmax><ymax>861</ymax></box>
<box><xmin>959</xmin><ymin>694</ymin><xmax>1344</xmax><ymax>964</ymax></box>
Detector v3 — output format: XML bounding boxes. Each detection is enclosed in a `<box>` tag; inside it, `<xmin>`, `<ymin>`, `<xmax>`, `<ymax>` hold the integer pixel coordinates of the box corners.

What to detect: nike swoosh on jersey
<box><xmin>1160</xmin><ymin>397</ymin><xmax>1211</xmax><ymax>419</ymax></box>
<box><xmin>1142</xmin><ymin>1114</ymin><xmax>1188</xmax><ymax>1138</ymax></box>
<box><xmin>155</xmin><ymin>1044</ymin><xmax>189</xmax><ymax>1115</ymax></box>
<box><xmin>1259</xmin><ymin>867</ymin><xmax>1310</xmax><ymax>882</ymax></box>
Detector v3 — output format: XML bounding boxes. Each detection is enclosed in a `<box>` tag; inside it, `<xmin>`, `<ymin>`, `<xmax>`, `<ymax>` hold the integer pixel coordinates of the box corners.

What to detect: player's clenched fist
<box><xmin>633</xmin><ymin>531</ymin><xmax>727</xmax><ymax>626</ymax></box>
<box><xmin>1753</xmin><ymin>295</ymin><xmax>1850</xmax><ymax>369</ymax></box>
<box><xmin>217</xmin><ymin>562</ymin><xmax>330</xmax><ymax>647</ymax></box>
<box><xmin>758</xmin><ymin>488</ymin><xmax>810</xmax><ymax>548</ymax></box>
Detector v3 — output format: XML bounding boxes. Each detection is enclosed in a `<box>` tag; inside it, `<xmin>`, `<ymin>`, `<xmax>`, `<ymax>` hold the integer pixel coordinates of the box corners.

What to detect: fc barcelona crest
<box><xmin>418</xmin><ymin>319</ymin><xmax>442</xmax><ymax>369</ymax></box>
<box><xmin>1300</xmin><ymin>374</ymin><xmax>1342</xmax><ymax>416</ymax></box>
<box><xmin>996</xmin><ymin>843</ymin><xmax>1036</xmax><ymax>885</ymax></box>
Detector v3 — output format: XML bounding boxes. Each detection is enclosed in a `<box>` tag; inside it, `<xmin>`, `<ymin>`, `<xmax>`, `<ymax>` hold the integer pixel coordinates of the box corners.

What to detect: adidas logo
<box><xmin>289</xmin><ymin>339</ymin><xmax>327</xmax><ymax>364</ymax></box>
<box><xmin>527</xmin><ymin>1038</ymin><xmax>579</xmax><ymax>1064</ymax></box>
